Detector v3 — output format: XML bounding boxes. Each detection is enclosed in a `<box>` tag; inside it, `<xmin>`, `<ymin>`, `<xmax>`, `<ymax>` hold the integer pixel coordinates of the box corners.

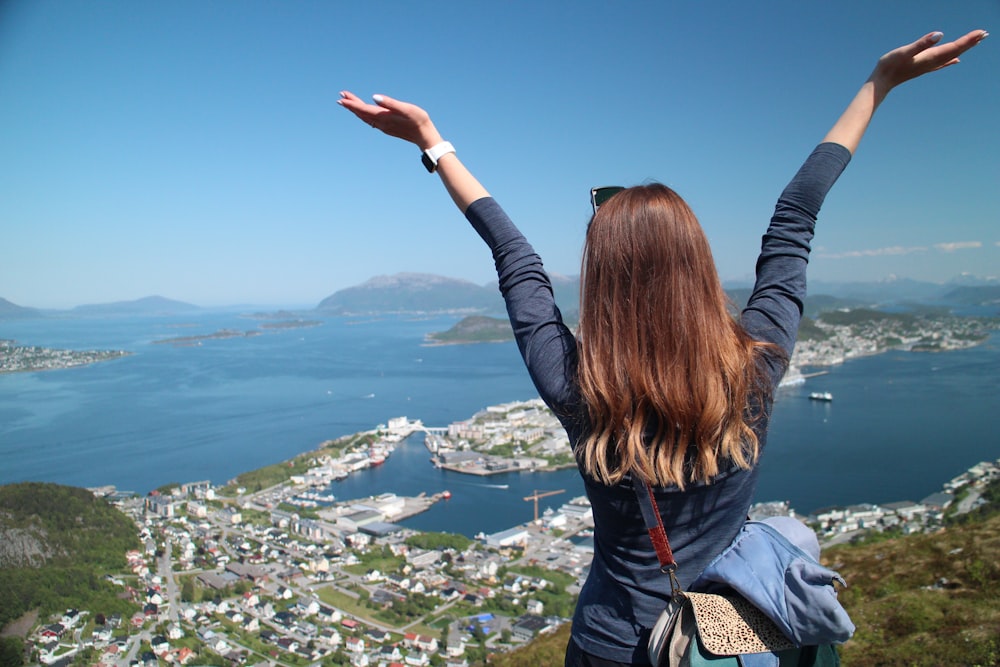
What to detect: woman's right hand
<box><xmin>338</xmin><ymin>91</ymin><xmax>444</xmax><ymax>151</ymax></box>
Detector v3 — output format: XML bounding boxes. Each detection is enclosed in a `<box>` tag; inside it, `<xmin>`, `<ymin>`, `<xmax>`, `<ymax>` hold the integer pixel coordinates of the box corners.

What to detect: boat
<box><xmin>809</xmin><ymin>392</ymin><xmax>833</xmax><ymax>402</ymax></box>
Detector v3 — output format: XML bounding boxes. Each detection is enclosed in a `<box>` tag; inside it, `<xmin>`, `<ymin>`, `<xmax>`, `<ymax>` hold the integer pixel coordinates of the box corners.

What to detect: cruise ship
<box><xmin>809</xmin><ymin>391</ymin><xmax>833</xmax><ymax>402</ymax></box>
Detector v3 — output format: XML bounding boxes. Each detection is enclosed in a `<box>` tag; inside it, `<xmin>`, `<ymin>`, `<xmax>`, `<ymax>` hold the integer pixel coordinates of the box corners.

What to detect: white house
<box><xmin>485</xmin><ymin>527</ymin><xmax>529</xmax><ymax>549</ymax></box>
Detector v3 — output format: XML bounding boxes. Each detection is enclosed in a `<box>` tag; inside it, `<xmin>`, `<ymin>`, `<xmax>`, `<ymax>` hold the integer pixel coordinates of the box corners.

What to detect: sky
<box><xmin>1</xmin><ymin>1</ymin><xmax>998</xmax><ymax>309</ymax></box>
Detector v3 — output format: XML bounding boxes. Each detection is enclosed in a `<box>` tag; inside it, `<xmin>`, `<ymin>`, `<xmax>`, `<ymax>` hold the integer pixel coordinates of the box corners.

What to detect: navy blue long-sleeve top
<box><xmin>464</xmin><ymin>143</ymin><xmax>852</xmax><ymax>664</ymax></box>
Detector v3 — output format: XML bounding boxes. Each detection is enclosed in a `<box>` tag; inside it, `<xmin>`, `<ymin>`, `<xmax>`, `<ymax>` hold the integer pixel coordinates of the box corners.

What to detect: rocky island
<box><xmin>153</xmin><ymin>320</ymin><xmax>322</xmax><ymax>346</ymax></box>
<box><xmin>424</xmin><ymin>315</ymin><xmax>515</xmax><ymax>345</ymax></box>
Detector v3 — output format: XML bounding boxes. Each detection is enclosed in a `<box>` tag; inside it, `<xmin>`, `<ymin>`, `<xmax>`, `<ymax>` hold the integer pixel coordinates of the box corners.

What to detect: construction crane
<box><xmin>523</xmin><ymin>489</ymin><xmax>565</xmax><ymax>523</ymax></box>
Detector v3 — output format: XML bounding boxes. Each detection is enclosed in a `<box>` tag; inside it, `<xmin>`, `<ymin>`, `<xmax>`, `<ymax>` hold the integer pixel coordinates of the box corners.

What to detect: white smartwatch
<box><xmin>421</xmin><ymin>141</ymin><xmax>455</xmax><ymax>173</ymax></box>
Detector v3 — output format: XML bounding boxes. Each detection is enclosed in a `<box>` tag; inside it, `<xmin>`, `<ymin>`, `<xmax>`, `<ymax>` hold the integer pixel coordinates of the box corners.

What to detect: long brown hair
<box><xmin>577</xmin><ymin>184</ymin><xmax>774</xmax><ymax>489</ymax></box>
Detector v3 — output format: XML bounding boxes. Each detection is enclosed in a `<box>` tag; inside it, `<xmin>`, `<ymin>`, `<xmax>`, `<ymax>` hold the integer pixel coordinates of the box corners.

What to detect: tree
<box><xmin>180</xmin><ymin>579</ymin><xmax>196</xmax><ymax>603</ymax></box>
<box><xmin>0</xmin><ymin>637</ymin><xmax>24</xmax><ymax>667</ymax></box>
<box><xmin>471</xmin><ymin>621</ymin><xmax>487</xmax><ymax>646</ymax></box>
<box><xmin>439</xmin><ymin>622</ymin><xmax>449</xmax><ymax>651</ymax></box>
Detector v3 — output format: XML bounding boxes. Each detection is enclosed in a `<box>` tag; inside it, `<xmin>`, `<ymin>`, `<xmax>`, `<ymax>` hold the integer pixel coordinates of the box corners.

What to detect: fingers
<box><xmin>337</xmin><ymin>91</ymin><xmax>366</xmax><ymax>115</ymax></box>
<box><xmin>917</xmin><ymin>31</ymin><xmax>945</xmax><ymax>51</ymax></box>
<box><xmin>950</xmin><ymin>28</ymin><xmax>990</xmax><ymax>59</ymax></box>
<box><xmin>372</xmin><ymin>93</ymin><xmax>394</xmax><ymax>109</ymax></box>
<box><xmin>876</xmin><ymin>28</ymin><xmax>989</xmax><ymax>88</ymax></box>
<box><xmin>920</xmin><ymin>30</ymin><xmax>988</xmax><ymax>74</ymax></box>
<box><xmin>337</xmin><ymin>91</ymin><xmax>383</xmax><ymax>128</ymax></box>
<box><xmin>918</xmin><ymin>29</ymin><xmax>989</xmax><ymax>61</ymax></box>
<box><xmin>895</xmin><ymin>31</ymin><xmax>943</xmax><ymax>59</ymax></box>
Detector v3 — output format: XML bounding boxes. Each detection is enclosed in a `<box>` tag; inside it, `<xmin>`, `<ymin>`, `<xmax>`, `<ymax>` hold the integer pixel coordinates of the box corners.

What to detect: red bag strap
<box><xmin>633</xmin><ymin>476</ymin><xmax>683</xmax><ymax>597</ymax></box>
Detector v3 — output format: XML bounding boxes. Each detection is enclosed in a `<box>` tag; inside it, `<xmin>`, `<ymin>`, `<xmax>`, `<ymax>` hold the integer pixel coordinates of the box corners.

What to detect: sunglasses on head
<box><xmin>590</xmin><ymin>186</ymin><xmax>624</xmax><ymax>214</ymax></box>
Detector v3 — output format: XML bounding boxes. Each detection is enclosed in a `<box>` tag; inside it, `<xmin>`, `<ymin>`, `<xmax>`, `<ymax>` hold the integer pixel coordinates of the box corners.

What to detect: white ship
<box><xmin>809</xmin><ymin>391</ymin><xmax>833</xmax><ymax>402</ymax></box>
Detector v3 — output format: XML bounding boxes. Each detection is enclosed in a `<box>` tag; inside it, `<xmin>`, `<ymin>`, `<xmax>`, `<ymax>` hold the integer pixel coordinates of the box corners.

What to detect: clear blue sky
<box><xmin>2</xmin><ymin>1</ymin><xmax>997</xmax><ymax>309</ymax></box>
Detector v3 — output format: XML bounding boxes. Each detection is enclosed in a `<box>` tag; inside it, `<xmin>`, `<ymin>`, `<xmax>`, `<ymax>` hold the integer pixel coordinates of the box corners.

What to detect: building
<box><xmin>484</xmin><ymin>527</ymin><xmax>529</xmax><ymax>549</ymax></box>
<box><xmin>511</xmin><ymin>615</ymin><xmax>559</xmax><ymax>642</ymax></box>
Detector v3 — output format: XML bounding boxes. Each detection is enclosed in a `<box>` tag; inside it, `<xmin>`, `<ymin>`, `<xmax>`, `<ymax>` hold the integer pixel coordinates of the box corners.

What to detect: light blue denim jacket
<box><xmin>690</xmin><ymin>520</ymin><xmax>855</xmax><ymax>647</ymax></box>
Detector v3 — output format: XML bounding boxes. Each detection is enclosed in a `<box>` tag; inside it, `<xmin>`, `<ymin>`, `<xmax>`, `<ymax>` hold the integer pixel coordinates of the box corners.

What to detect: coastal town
<box><xmin>0</xmin><ymin>339</ymin><xmax>130</xmax><ymax>374</ymax></box>
<box><xmin>789</xmin><ymin>308</ymin><xmax>995</xmax><ymax>369</ymax></box>
<box><xmin>6</xmin><ymin>308</ymin><xmax>999</xmax><ymax>665</ymax></box>
<box><xmin>20</xmin><ymin>396</ymin><xmax>1000</xmax><ymax>667</ymax></box>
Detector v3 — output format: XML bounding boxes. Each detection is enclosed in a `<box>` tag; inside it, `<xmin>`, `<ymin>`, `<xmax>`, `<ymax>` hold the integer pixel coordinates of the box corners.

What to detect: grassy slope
<box><xmin>490</xmin><ymin>515</ymin><xmax>1000</xmax><ymax>666</ymax></box>
<box><xmin>830</xmin><ymin>514</ymin><xmax>1000</xmax><ymax>666</ymax></box>
<box><xmin>0</xmin><ymin>482</ymin><xmax>141</xmax><ymax>630</ymax></box>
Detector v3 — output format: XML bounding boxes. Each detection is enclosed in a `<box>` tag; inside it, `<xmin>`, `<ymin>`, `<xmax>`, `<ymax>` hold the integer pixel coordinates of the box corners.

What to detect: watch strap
<box><xmin>421</xmin><ymin>141</ymin><xmax>455</xmax><ymax>173</ymax></box>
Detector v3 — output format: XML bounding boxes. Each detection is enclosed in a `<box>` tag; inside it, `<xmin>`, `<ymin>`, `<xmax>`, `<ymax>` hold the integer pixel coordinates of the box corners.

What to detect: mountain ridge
<box><xmin>72</xmin><ymin>294</ymin><xmax>200</xmax><ymax>316</ymax></box>
<box><xmin>0</xmin><ymin>297</ymin><xmax>41</xmax><ymax>319</ymax></box>
<box><xmin>3</xmin><ymin>273</ymin><xmax>998</xmax><ymax>319</ymax></box>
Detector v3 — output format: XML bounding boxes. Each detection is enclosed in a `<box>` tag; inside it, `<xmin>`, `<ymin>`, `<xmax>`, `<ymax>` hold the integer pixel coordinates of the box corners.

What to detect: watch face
<box><xmin>421</xmin><ymin>152</ymin><xmax>435</xmax><ymax>173</ymax></box>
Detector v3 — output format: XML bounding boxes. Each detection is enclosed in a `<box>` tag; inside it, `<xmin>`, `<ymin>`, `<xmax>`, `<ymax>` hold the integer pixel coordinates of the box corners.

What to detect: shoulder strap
<box><xmin>632</xmin><ymin>477</ymin><xmax>683</xmax><ymax>596</ymax></box>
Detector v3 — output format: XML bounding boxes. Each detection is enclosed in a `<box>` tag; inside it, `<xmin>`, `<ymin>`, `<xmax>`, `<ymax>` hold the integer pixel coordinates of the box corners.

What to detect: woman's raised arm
<box><xmin>338</xmin><ymin>91</ymin><xmax>489</xmax><ymax>212</ymax></box>
<box><xmin>823</xmin><ymin>29</ymin><xmax>988</xmax><ymax>155</ymax></box>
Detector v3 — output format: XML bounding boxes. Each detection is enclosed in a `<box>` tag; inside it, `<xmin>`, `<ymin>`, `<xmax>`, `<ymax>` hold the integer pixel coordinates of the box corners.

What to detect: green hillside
<box><xmin>490</xmin><ymin>508</ymin><xmax>1000</xmax><ymax>666</ymax></box>
<box><xmin>829</xmin><ymin>513</ymin><xmax>1000</xmax><ymax>665</ymax></box>
<box><xmin>0</xmin><ymin>482</ymin><xmax>141</xmax><ymax>630</ymax></box>
<box><xmin>426</xmin><ymin>315</ymin><xmax>514</xmax><ymax>344</ymax></box>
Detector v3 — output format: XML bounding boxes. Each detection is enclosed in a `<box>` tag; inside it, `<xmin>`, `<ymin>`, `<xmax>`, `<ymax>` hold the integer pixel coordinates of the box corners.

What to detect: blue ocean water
<box><xmin>1</xmin><ymin>312</ymin><xmax>998</xmax><ymax>536</ymax></box>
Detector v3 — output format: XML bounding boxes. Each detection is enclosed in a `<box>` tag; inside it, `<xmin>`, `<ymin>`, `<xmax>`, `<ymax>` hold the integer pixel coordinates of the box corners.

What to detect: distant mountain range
<box><xmin>0</xmin><ymin>297</ymin><xmax>41</xmax><ymax>319</ymax></box>
<box><xmin>315</xmin><ymin>271</ymin><xmax>582</xmax><ymax>318</ymax></box>
<box><xmin>317</xmin><ymin>272</ymin><xmax>999</xmax><ymax>318</ymax></box>
<box><xmin>317</xmin><ymin>273</ymin><xmax>500</xmax><ymax>315</ymax></box>
<box><xmin>805</xmin><ymin>277</ymin><xmax>1000</xmax><ymax>305</ymax></box>
<box><xmin>0</xmin><ymin>295</ymin><xmax>200</xmax><ymax>320</ymax></box>
<box><xmin>2</xmin><ymin>274</ymin><xmax>997</xmax><ymax>320</ymax></box>
<box><xmin>71</xmin><ymin>295</ymin><xmax>201</xmax><ymax>316</ymax></box>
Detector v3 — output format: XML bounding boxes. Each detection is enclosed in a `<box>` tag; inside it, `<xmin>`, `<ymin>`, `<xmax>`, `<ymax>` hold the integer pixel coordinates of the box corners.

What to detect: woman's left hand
<box><xmin>870</xmin><ymin>29</ymin><xmax>988</xmax><ymax>91</ymax></box>
<box><xmin>338</xmin><ymin>91</ymin><xmax>443</xmax><ymax>150</ymax></box>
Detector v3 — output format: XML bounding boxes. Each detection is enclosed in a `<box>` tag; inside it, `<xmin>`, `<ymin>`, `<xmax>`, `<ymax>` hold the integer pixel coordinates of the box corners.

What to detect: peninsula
<box><xmin>428</xmin><ymin>310</ymin><xmax>997</xmax><ymax>377</ymax></box>
<box><xmin>0</xmin><ymin>339</ymin><xmax>130</xmax><ymax>374</ymax></box>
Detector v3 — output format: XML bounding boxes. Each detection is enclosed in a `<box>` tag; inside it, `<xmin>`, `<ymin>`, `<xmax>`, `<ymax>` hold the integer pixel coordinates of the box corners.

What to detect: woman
<box><xmin>340</xmin><ymin>29</ymin><xmax>988</xmax><ymax>666</ymax></box>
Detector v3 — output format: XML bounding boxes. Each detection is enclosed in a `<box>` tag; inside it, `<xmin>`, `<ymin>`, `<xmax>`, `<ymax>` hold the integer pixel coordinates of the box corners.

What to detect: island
<box><xmin>424</xmin><ymin>315</ymin><xmax>515</xmax><ymax>345</ymax></box>
<box><xmin>259</xmin><ymin>319</ymin><xmax>322</xmax><ymax>330</ymax></box>
<box><xmin>152</xmin><ymin>329</ymin><xmax>263</xmax><ymax>346</ymax></box>
<box><xmin>0</xmin><ymin>339</ymin><xmax>130</xmax><ymax>374</ymax></box>
<box><xmin>153</xmin><ymin>320</ymin><xmax>322</xmax><ymax>346</ymax></box>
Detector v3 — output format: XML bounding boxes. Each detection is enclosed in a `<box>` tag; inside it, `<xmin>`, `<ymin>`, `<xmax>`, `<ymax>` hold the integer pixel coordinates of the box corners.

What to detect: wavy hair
<box><xmin>577</xmin><ymin>184</ymin><xmax>775</xmax><ymax>489</ymax></box>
